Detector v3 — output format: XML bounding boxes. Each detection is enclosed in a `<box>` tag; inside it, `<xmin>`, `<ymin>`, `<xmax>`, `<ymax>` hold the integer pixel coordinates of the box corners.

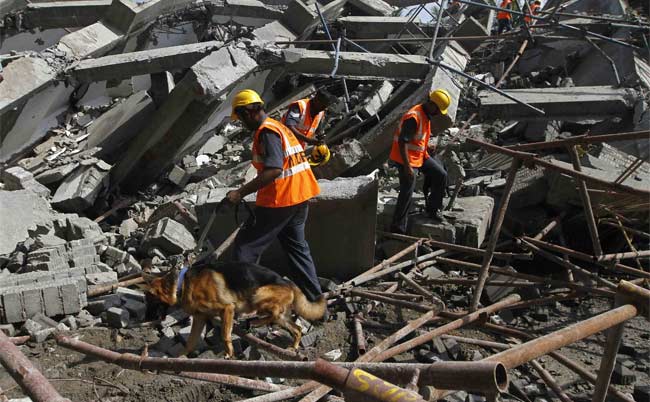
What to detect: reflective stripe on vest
<box><xmin>281</xmin><ymin>99</ymin><xmax>324</xmax><ymax>148</ymax></box>
<box><xmin>251</xmin><ymin>117</ymin><xmax>321</xmax><ymax>207</ymax></box>
<box><xmin>389</xmin><ymin>104</ymin><xmax>431</xmax><ymax>168</ymax></box>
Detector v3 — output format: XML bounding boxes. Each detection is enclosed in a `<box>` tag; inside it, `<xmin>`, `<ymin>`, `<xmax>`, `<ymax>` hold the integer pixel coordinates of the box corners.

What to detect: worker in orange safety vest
<box><xmin>226</xmin><ymin>89</ymin><xmax>323</xmax><ymax>302</ymax></box>
<box><xmin>389</xmin><ymin>89</ymin><xmax>451</xmax><ymax>234</ymax></box>
<box><xmin>282</xmin><ymin>90</ymin><xmax>336</xmax><ymax>149</ymax></box>
<box><xmin>524</xmin><ymin>0</ymin><xmax>541</xmax><ymax>25</ymax></box>
<box><xmin>497</xmin><ymin>0</ymin><xmax>513</xmax><ymax>34</ymax></box>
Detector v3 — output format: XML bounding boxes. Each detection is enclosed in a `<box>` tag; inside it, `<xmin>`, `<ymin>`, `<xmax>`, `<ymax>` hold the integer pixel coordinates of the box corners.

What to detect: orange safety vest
<box><xmin>252</xmin><ymin>117</ymin><xmax>320</xmax><ymax>208</ymax></box>
<box><xmin>389</xmin><ymin>104</ymin><xmax>431</xmax><ymax>168</ymax></box>
<box><xmin>281</xmin><ymin>98</ymin><xmax>325</xmax><ymax>149</ymax></box>
<box><xmin>524</xmin><ymin>3</ymin><xmax>539</xmax><ymax>23</ymax></box>
<box><xmin>497</xmin><ymin>0</ymin><xmax>512</xmax><ymax>20</ymax></box>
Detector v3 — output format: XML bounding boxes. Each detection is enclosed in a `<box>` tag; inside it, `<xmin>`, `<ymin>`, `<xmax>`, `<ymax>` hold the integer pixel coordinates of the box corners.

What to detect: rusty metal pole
<box><xmin>470</xmin><ymin>159</ymin><xmax>522</xmax><ymax>311</ymax></box>
<box><xmin>353</xmin><ymin>315</ymin><xmax>367</xmax><ymax>355</ymax></box>
<box><xmin>344</xmin><ymin>240</ymin><xmax>423</xmax><ymax>287</ymax></box>
<box><xmin>484</xmin><ymin>304</ymin><xmax>638</xmax><ymax>369</ymax></box>
<box><xmin>567</xmin><ymin>145</ymin><xmax>603</xmax><ymax>257</ymax></box>
<box><xmin>377</xmin><ymin>294</ymin><xmax>521</xmax><ymax>361</ymax></box>
<box><xmin>0</xmin><ymin>331</ymin><xmax>71</xmax><ymax>402</ymax></box>
<box><xmin>313</xmin><ymin>359</ymin><xmax>427</xmax><ymax>402</ymax></box>
<box><xmin>591</xmin><ymin>295</ymin><xmax>626</xmax><ymax>402</ymax></box>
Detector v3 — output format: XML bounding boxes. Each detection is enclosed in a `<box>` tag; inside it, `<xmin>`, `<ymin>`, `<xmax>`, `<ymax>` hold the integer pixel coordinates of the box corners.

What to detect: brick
<box><xmin>22</xmin><ymin>287</ymin><xmax>44</xmax><ymax>319</ymax></box>
<box><xmin>85</xmin><ymin>294</ymin><xmax>121</xmax><ymax>315</ymax></box>
<box><xmin>60</xmin><ymin>281</ymin><xmax>82</xmax><ymax>314</ymax></box>
<box><xmin>43</xmin><ymin>285</ymin><xmax>65</xmax><ymax>317</ymax></box>
<box><xmin>142</xmin><ymin>217</ymin><xmax>196</xmax><ymax>255</ymax></box>
<box><xmin>21</xmin><ymin>319</ymin><xmax>44</xmax><ymax>336</ymax></box>
<box><xmin>106</xmin><ymin>307</ymin><xmax>130</xmax><ymax>328</ymax></box>
<box><xmin>123</xmin><ymin>299</ymin><xmax>146</xmax><ymax>322</ymax></box>
<box><xmin>32</xmin><ymin>327</ymin><xmax>56</xmax><ymax>343</ymax></box>
<box><xmin>612</xmin><ymin>362</ymin><xmax>636</xmax><ymax>385</ymax></box>
<box><xmin>0</xmin><ymin>324</ymin><xmax>16</xmax><ymax>336</ymax></box>
<box><xmin>116</xmin><ymin>287</ymin><xmax>146</xmax><ymax>303</ymax></box>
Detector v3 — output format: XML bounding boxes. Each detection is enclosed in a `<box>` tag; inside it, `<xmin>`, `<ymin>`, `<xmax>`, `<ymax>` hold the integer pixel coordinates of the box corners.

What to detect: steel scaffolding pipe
<box><xmin>0</xmin><ymin>331</ymin><xmax>71</xmax><ymax>402</ymax></box>
<box><xmin>484</xmin><ymin>304</ymin><xmax>639</xmax><ymax>369</ymax></box>
<box><xmin>54</xmin><ymin>335</ymin><xmax>507</xmax><ymax>394</ymax></box>
<box><xmin>507</xmin><ymin>130</ymin><xmax>650</xmax><ymax>152</ymax></box>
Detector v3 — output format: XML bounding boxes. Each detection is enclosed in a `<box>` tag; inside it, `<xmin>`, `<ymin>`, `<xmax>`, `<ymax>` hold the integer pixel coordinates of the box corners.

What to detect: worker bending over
<box><xmin>497</xmin><ymin>0</ymin><xmax>512</xmax><ymax>34</ymax></box>
<box><xmin>226</xmin><ymin>89</ymin><xmax>323</xmax><ymax>302</ymax></box>
<box><xmin>282</xmin><ymin>90</ymin><xmax>336</xmax><ymax>149</ymax></box>
<box><xmin>389</xmin><ymin>89</ymin><xmax>450</xmax><ymax>234</ymax></box>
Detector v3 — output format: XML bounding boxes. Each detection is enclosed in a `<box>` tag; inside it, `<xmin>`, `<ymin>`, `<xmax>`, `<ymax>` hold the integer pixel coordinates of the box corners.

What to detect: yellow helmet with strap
<box><xmin>428</xmin><ymin>88</ymin><xmax>451</xmax><ymax>115</ymax></box>
<box><xmin>231</xmin><ymin>89</ymin><xmax>264</xmax><ymax>120</ymax></box>
<box><xmin>308</xmin><ymin>144</ymin><xmax>331</xmax><ymax>167</ymax></box>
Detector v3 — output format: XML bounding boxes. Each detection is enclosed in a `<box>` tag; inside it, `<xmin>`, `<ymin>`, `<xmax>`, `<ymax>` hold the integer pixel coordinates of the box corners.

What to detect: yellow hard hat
<box><xmin>308</xmin><ymin>144</ymin><xmax>331</xmax><ymax>167</ymax></box>
<box><xmin>231</xmin><ymin>89</ymin><xmax>264</xmax><ymax>120</ymax></box>
<box><xmin>429</xmin><ymin>88</ymin><xmax>451</xmax><ymax>115</ymax></box>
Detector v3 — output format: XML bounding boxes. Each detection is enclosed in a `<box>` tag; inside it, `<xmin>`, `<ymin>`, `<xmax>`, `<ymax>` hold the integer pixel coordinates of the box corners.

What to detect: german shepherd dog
<box><xmin>143</xmin><ymin>260</ymin><xmax>326</xmax><ymax>358</ymax></box>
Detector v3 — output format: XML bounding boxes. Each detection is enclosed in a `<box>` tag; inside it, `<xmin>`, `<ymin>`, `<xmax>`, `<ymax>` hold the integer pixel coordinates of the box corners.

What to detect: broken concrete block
<box><xmin>60</xmin><ymin>316</ymin><xmax>78</xmax><ymax>331</ymax></box>
<box><xmin>161</xmin><ymin>308</ymin><xmax>190</xmax><ymax>328</ymax></box>
<box><xmin>0</xmin><ymin>324</ymin><xmax>16</xmax><ymax>336</ymax></box>
<box><xmin>85</xmin><ymin>293</ymin><xmax>121</xmax><ymax>315</ymax></box>
<box><xmin>479</xmin><ymin>86</ymin><xmax>635</xmax><ymax>121</ymax></box>
<box><xmin>76</xmin><ymin>309</ymin><xmax>100</xmax><ymax>327</ymax></box>
<box><xmin>62</xmin><ymin>216</ymin><xmax>105</xmax><ymax>243</ymax></box>
<box><xmin>453</xmin><ymin>17</ymin><xmax>488</xmax><ymax>53</ymax></box>
<box><xmin>282</xmin><ymin>49</ymin><xmax>431</xmax><ymax>80</ymax></box>
<box><xmin>348</xmin><ymin>0</ymin><xmax>394</xmax><ymax>15</ymax></box>
<box><xmin>51</xmin><ymin>161</ymin><xmax>111</xmax><ymax>212</ymax></box>
<box><xmin>168</xmin><ymin>165</ymin><xmax>190</xmax><ymax>187</ymax></box>
<box><xmin>86</xmin><ymin>271</ymin><xmax>118</xmax><ymax>287</ymax></box>
<box><xmin>106</xmin><ymin>307</ymin><xmax>130</xmax><ymax>328</ymax></box>
<box><xmin>1</xmin><ymin>166</ymin><xmax>51</xmax><ymax>197</ymax></box>
<box><xmin>101</xmin><ymin>246</ymin><xmax>140</xmax><ymax>274</ymax></box>
<box><xmin>116</xmin><ymin>287</ymin><xmax>146</xmax><ymax>303</ymax></box>
<box><xmin>195</xmin><ymin>176</ymin><xmax>377</xmax><ymax>279</ymax></box>
<box><xmin>142</xmin><ymin>217</ymin><xmax>196</xmax><ymax>255</ymax></box>
<box><xmin>122</xmin><ymin>298</ymin><xmax>146</xmax><ymax>322</ymax></box>
<box><xmin>0</xmin><ymin>190</ymin><xmax>55</xmax><ymax>255</ymax></box>
<box><xmin>21</xmin><ymin>319</ymin><xmax>44</xmax><ymax>336</ymax></box>
<box><xmin>358</xmin><ymin>81</ymin><xmax>394</xmax><ymax>119</ymax></box>
<box><xmin>612</xmin><ymin>362</ymin><xmax>636</xmax><ymax>385</ymax></box>
<box><xmin>485</xmin><ymin>270</ymin><xmax>519</xmax><ymax>304</ymax></box>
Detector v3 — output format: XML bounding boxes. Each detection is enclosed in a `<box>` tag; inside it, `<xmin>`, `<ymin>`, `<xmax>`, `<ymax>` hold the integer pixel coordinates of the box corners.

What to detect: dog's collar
<box><xmin>176</xmin><ymin>266</ymin><xmax>189</xmax><ymax>303</ymax></box>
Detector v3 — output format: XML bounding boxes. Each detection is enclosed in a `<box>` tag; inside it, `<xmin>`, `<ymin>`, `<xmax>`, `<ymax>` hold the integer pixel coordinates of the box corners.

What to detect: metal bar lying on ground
<box><xmin>507</xmin><ymin>130</ymin><xmax>650</xmax><ymax>152</ymax></box>
<box><xmin>0</xmin><ymin>331</ymin><xmax>71</xmax><ymax>402</ymax></box>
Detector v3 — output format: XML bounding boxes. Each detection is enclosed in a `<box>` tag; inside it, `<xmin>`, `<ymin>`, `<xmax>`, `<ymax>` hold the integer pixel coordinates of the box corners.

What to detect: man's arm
<box><xmin>399</xmin><ymin>118</ymin><xmax>417</xmax><ymax>178</ymax></box>
<box><xmin>284</xmin><ymin>105</ymin><xmax>320</xmax><ymax>145</ymax></box>
<box><xmin>227</xmin><ymin>130</ymin><xmax>284</xmax><ymax>203</ymax></box>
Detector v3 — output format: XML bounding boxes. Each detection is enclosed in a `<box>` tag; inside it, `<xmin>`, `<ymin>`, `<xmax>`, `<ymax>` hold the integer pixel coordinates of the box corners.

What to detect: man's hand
<box><xmin>226</xmin><ymin>190</ymin><xmax>242</xmax><ymax>204</ymax></box>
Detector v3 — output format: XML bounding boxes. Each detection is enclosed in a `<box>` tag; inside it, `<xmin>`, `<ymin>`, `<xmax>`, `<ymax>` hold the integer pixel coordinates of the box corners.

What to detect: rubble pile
<box><xmin>1</xmin><ymin>0</ymin><xmax>649</xmax><ymax>401</ymax></box>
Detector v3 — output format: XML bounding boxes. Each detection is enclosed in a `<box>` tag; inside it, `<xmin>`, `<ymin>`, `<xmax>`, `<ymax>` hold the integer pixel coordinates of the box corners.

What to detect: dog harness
<box><xmin>176</xmin><ymin>266</ymin><xmax>189</xmax><ymax>302</ymax></box>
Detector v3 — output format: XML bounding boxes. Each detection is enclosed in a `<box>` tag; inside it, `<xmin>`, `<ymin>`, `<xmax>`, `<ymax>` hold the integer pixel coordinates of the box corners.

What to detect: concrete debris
<box><xmin>0</xmin><ymin>0</ymin><xmax>649</xmax><ymax>400</ymax></box>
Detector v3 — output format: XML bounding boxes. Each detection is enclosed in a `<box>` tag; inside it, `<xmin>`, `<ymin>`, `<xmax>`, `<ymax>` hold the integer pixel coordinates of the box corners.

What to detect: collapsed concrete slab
<box><xmin>347</xmin><ymin>0</ymin><xmax>395</xmax><ymax>16</ymax></box>
<box><xmin>282</xmin><ymin>49</ymin><xmax>431</xmax><ymax>80</ymax></box>
<box><xmin>24</xmin><ymin>0</ymin><xmax>111</xmax><ymax>29</ymax></box>
<box><xmin>194</xmin><ymin>176</ymin><xmax>378</xmax><ymax>279</ymax></box>
<box><xmin>86</xmin><ymin>91</ymin><xmax>156</xmax><ymax>162</ymax></box>
<box><xmin>453</xmin><ymin>16</ymin><xmax>488</xmax><ymax>53</ymax></box>
<box><xmin>479</xmin><ymin>86</ymin><xmax>636</xmax><ymax>121</ymax></box>
<box><xmin>338</xmin><ymin>16</ymin><xmax>430</xmax><ymax>38</ymax></box>
<box><xmin>0</xmin><ymin>56</ymin><xmax>56</xmax><ymax>115</ymax></box>
<box><xmin>1</xmin><ymin>166</ymin><xmax>51</xmax><ymax>198</ymax></box>
<box><xmin>280</xmin><ymin>0</ymin><xmax>316</xmax><ymax>34</ymax></box>
<box><xmin>72</xmin><ymin>41</ymin><xmax>223</xmax><ymax>83</ymax></box>
<box><xmin>111</xmin><ymin>46</ymin><xmax>258</xmax><ymax>192</ymax></box>
<box><xmin>210</xmin><ymin>0</ymin><xmax>284</xmax><ymax>28</ymax></box>
<box><xmin>103</xmin><ymin>0</ymin><xmax>197</xmax><ymax>34</ymax></box>
<box><xmin>56</xmin><ymin>22</ymin><xmax>123</xmax><ymax>59</ymax></box>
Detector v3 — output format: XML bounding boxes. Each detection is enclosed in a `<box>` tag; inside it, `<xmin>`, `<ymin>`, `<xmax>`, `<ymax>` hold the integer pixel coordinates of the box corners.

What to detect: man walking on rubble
<box><xmin>225</xmin><ymin>89</ymin><xmax>324</xmax><ymax>303</ymax></box>
<box><xmin>497</xmin><ymin>0</ymin><xmax>513</xmax><ymax>34</ymax></box>
<box><xmin>282</xmin><ymin>90</ymin><xmax>336</xmax><ymax>149</ymax></box>
<box><xmin>389</xmin><ymin>89</ymin><xmax>451</xmax><ymax>235</ymax></box>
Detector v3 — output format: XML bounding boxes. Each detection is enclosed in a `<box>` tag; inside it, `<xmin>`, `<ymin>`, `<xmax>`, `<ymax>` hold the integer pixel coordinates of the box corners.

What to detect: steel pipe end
<box><xmin>493</xmin><ymin>362</ymin><xmax>509</xmax><ymax>393</ymax></box>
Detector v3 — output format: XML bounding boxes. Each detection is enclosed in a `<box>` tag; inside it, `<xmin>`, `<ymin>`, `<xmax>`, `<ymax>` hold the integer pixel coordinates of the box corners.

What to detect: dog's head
<box><xmin>141</xmin><ymin>267</ymin><xmax>180</xmax><ymax>306</ymax></box>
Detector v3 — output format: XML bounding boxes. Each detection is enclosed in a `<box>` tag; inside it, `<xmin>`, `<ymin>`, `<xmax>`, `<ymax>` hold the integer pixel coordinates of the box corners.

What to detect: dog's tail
<box><xmin>291</xmin><ymin>286</ymin><xmax>326</xmax><ymax>321</ymax></box>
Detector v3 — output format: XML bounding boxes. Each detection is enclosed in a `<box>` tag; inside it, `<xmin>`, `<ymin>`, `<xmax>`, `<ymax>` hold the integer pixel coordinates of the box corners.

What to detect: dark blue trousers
<box><xmin>233</xmin><ymin>201</ymin><xmax>322</xmax><ymax>301</ymax></box>
<box><xmin>391</xmin><ymin>156</ymin><xmax>447</xmax><ymax>233</ymax></box>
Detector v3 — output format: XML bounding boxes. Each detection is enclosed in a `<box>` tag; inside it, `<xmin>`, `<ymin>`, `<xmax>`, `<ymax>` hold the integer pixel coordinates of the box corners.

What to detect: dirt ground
<box><xmin>1</xmin><ymin>295</ymin><xmax>648</xmax><ymax>402</ymax></box>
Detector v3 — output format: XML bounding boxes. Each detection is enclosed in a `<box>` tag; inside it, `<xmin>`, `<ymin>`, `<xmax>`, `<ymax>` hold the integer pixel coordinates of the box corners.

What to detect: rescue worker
<box><xmin>389</xmin><ymin>89</ymin><xmax>451</xmax><ymax>234</ymax></box>
<box><xmin>497</xmin><ymin>0</ymin><xmax>512</xmax><ymax>34</ymax></box>
<box><xmin>226</xmin><ymin>89</ymin><xmax>323</xmax><ymax>302</ymax></box>
<box><xmin>524</xmin><ymin>0</ymin><xmax>541</xmax><ymax>25</ymax></box>
<box><xmin>282</xmin><ymin>90</ymin><xmax>336</xmax><ymax>149</ymax></box>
